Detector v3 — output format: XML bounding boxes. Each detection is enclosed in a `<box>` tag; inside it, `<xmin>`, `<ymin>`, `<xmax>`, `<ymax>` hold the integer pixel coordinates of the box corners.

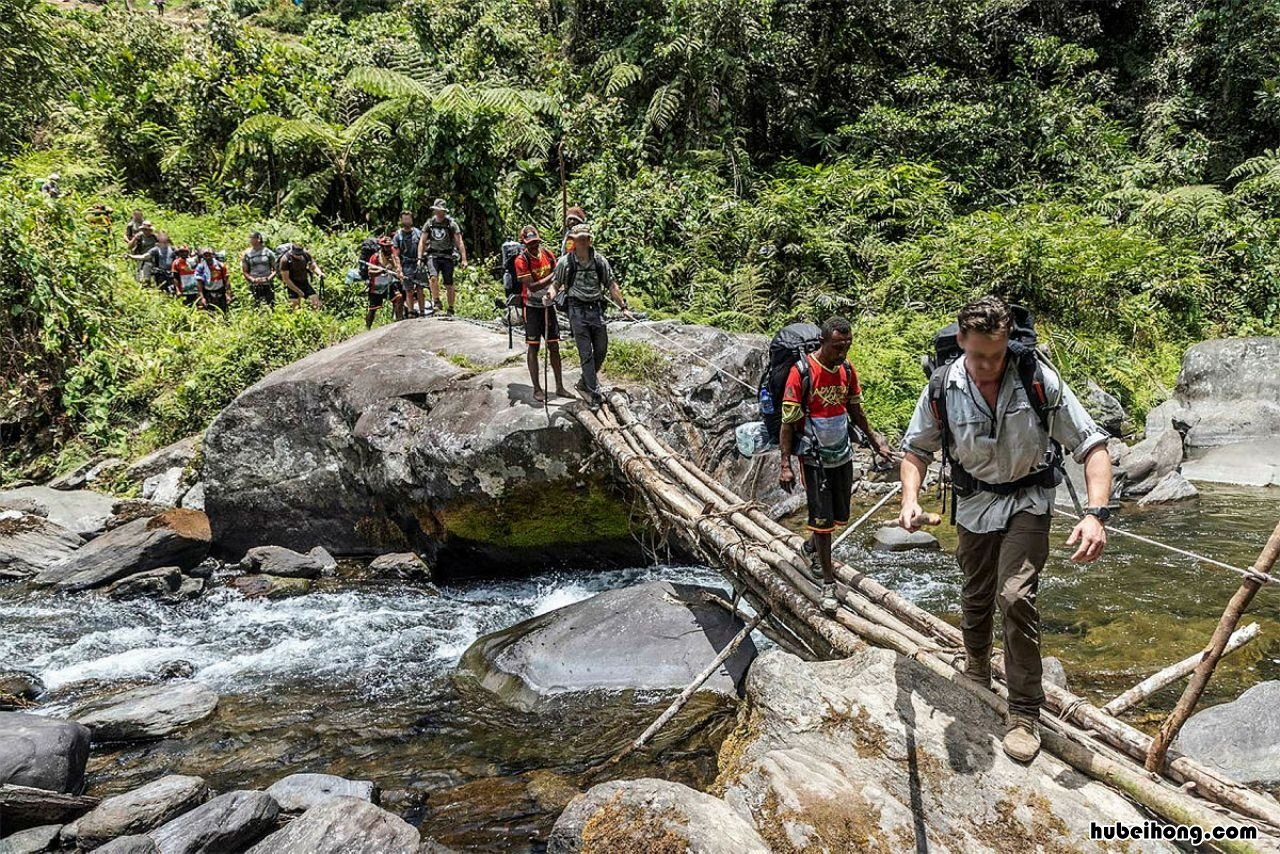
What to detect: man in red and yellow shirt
<box><xmin>517</xmin><ymin>225</ymin><xmax>567</xmax><ymax>403</ymax></box>
<box><xmin>779</xmin><ymin>316</ymin><xmax>895</xmax><ymax>612</ymax></box>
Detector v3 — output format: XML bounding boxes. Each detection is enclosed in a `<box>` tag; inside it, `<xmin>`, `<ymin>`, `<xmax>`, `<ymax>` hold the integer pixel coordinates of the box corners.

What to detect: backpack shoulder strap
<box><xmin>1013</xmin><ymin>351</ymin><xmax>1052</xmax><ymax>433</ymax></box>
<box><xmin>796</xmin><ymin>354</ymin><xmax>813</xmax><ymax>414</ymax></box>
<box><xmin>927</xmin><ymin>363</ymin><xmax>951</xmax><ymax>449</ymax></box>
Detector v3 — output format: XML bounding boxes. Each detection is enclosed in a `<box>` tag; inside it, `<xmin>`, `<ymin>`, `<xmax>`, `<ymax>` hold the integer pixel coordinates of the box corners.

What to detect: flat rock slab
<box><xmin>871</xmin><ymin>524</ymin><xmax>940</xmax><ymax>552</ymax></box>
<box><xmin>265</xmin><ymin>773</ymin><xmax>378</xmax><ymax>812</ymax></box>
<box><xmin>456</xmin><ymin>580</ymin><xmax>756</xmax><ymax>712</ymax></box>
<box><xmin>127</xmin><ymin>436</ymin><xmax>202</xmax><ymax>483</ymax></box>
<box><xmin>0</xmin><ymin>712</ymin><xmax>91</xmax><ymax>794</ymax></box>
<box><xmin>74</xmin><ymin>682</ymin><xmax>219</xmax><ymax>742</ymax></box>
<box><xmin>0</xmin><ymin>511</ymin><xmax>83</xmax><ymax>580</ymax></box>
<box><xmin>718</xmin><ymin>649</ymin><xmax>1173</xmax><ymax>853</ymax></box>
<box><xmin>549</xmin><ymin>778</ymin><xmax>769</xmax><ymax>853</ymax></box>
<box><xmin>106</xmin><ymin>567</ymin><xmax>184</xmax><ymax>600</ymax></box>
<box><xmin>0</xmin><ymin>823</ymin><xmax>62</xmax><ymax>853</ymax></box>
<box><xmin>0</xmin><ymin>671</ymin><xmax>45</xmax><ymax>706</ymax></box>
<box><xmin>1137</xmin><ymin>471</ymin><xmax>1199</xmax><ymax>505</ymax></box>
<box><xmin>418</xmin><ymin>317</ymin><xmax>523</xmax><ymax>369</ymax></box>
<box><xmin>142</xmin><ymin>468</ymin><xmax>187</xmax><ymax>507</ymax></box>
<box><xmin>1181</xmin><ymin>439</ymin><xmax>1280</xmax><ymax>487</ymax></box>
<box><xmin>0</xmin><ymin>486</ymin><xmax>117</xmax><ymax>538</ymax></box>
<box><xmin>35</xmin><ymin>509</ymin><xmax>211</xmax><ymax>591</ymax></box>
<box><xmin>1175</xmin><ymin>680</ymin><xmax>1280</xmax><ymax>785</ymax></box>
<box><xmin>149</xmin><ymin>790</ymin><xmax>278</xmax><ymax>854</ymax></box>
<box><xmin>226</xmin><ymin>574</ymin><xmax>313</xmax><ymax>600</ymax></box>
<box><xmin>62</xmin><ymin>774</ymin><xmax>209</xmax><ymax>848</ymax></box>
<box><xmin>93</xmin><ymin>836</ymin><xmax>160</xmax><ymax>854</ymax></box>
<box><xmin>246</xmin><ymin>796</ymin><xmax>417</xmax><ymax>854</ymax></box>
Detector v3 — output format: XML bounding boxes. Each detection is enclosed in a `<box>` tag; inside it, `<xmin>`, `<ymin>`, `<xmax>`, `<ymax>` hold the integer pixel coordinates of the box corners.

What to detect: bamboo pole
<box><xmin>1147</xmin><ymin>519</ymin><xmax>1280</xmax><ymax>771</ymax></box>
<box><xmin>1104</xmin><ymin>623</ymin><xmax>1261</xmax><ymax>716</ymax></box>
<box><xmin>612</xmin><ymin>610</ymin><xmax>766</xmax><ymax>765</ymax></box>
<box><xmin>701</xmin><ymin>590</ymin><xmax>816</xmax><ymax>660</ymax></box>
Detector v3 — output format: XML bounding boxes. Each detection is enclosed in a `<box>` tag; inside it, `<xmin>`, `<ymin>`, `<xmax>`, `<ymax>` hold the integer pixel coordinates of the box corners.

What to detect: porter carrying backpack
<box><xmin>357</xmin><ymin>238</ymin><xmax>379</xmax><ymax>281</ymax></box>
<box><xmin>758</xmin><ymin>322</ymin><xmax>823</xmax><ymax>445</ymax></box>
<box><xmin>500</xmin><ymin>240</ymin><xmax>524</xmax><ymax>307</ymax></box>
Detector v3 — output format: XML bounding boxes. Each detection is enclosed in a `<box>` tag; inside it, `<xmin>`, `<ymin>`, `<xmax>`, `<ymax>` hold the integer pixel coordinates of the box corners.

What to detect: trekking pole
<box><xmin>831</xmin><ymin>483</ymin><xmax>902</xmax><ymax>552</ymax></box>
<box><xmin>558</xmin><ymin>140</ymin><xmax>567</xmax><ymax>227</ymax></box>
<box><xmin>542</xmin><ymin>305</ymin><xmax>551</xmax><ymax>425</ymax></box>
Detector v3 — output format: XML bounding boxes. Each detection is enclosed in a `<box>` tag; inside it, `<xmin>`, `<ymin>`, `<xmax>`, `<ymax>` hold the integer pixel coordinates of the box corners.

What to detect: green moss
<box><xmin>439</xmin><ymin>479</ymin><xmax>636</xmax><ymax>549</ymax></box>
<box><xmin>601</xmin><ymin>340</ymin><xmax>674</xmax><ymax>385</ymax></box>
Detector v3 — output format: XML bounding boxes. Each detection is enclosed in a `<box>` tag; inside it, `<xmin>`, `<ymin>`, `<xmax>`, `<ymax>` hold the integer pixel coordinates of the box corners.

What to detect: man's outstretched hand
<box><xmin>1067</xmin><ymin>515</ymin><xmax>1107</xmax><ymax>563</ymax></box>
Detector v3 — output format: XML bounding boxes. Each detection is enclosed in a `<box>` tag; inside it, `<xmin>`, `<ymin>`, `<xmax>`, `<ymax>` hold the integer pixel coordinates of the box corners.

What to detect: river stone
<box><xmin>0</xmin><ymin>511</ymin><xmax>83</xmax><ymax>580</ymax></box>
<box><xmin>1180</xmin><ymin>439</ymin><xmax>1280</xmax><ymax>487</ymax></box>
<box><xmin>92</xmin><ymin>836</ymin><xmax>160</xmax><ymax>854</ymax></box>
<box><xmin>718</xmin><ymin>649</ymin><xmax>1168</xmax><ymax>852</ymax></box>
<box><xmin>1137</xmin><ymin>471</ymin><xmax>1199</xmax><ymax>505</ymax></box>
<box><xmin>1042</xmin><ymin>656</ymin><xmax>1069</xmax><ymax>692</ymax></box>
<box><xmin>106</xmin><ymin>567</ymin><xmax>184</xmax><ymax>600</ymax></box>
<box><xmin>0</xmin><ymin>713</ymin><xmax>90</xmax><ymax>794</ymax></box>
<box><xmin>74</xmin><ymin>682</ymin><xmax>219</xmax><ymax>742</ymax></box>
<box><xmin>148</xmin><ymin>790</ymin><xmax>279</xmax><ymax>854</ymax></box>
<box><xmin>0</xmin><ymin>486</ymin><xmax>117</xmax><ymax>538</ymax></box>
<box><xmin>0</xmin><ymin>823</ymin><xmax>62</xmax><ymax>853</ymax></box>
<box><xmin>226</xmin><ymin>574</ymin><xmax>312</xmax><ymax>600</ymax></box>
<box><xmin>1084</xmin><ymin>380</ymin><xmax>1125</xmax><ymax>437</ymax></box>
<box><xmin>1145</xmin><ymin>337</ymin><xmax>1280</xmax><ymax>448</ymax></box>
<box><xmin>871</xmin><ymin>524</ymin><xmax>940</xmax><ymax>552</ymax></box>
<box><xmin>0</xmin><ymin>670</ymin><xmax>45</xmax><ymax>706</ymax></box>
<box><xmin>241</xmin><ymin>545</ymin><xmax>327</xmax><ymax>578</ymax></box>
<box><xmin>265</xmin><ymin>773</ymin><xmax>378</xmax><ymax>812</ymax></box>
<box><xmin>246</xmin><ymin>796</ymin><xmax>416</xmax><ymax>854</ymax></box>
<box><xmin>46</xmin><ymin>458</ymin><xmax>101</xmax><ymax>491</ymax></box>
<box><xmin>1173</xmin><ymin>680</ymin><xmax>1280</xmax><ymax>785</ymax></box>
<box><xmin>549</xmin><ymin>778</ymin><xmax>769</xmax><ymax>854</ymax></box>
<box><xmin>1118</xmin><ymin>429</ymin><xmax>1182</xmax><ymax>496</ymax></box>
<box><xmin>34</xmin><ymin>509</ymin><xmax>211</xmax><ymax>591</ymax></box>
<box><xmin>367</xmin><ymin>552</ymin><xmax>431</xmax><ymax>581</ymax></box>
<box><xmin>128</xmin><ymin>436</ymin><xmax>202</xmax><ymax>483</ymax></box>
<box><xmin>178</xmin><ymin>482</ymin><xmax>205</xmax><ymax>512</ymax></box>
<box><xmin>62</xmin><ymin>774</ymin><xmax>210</xmax><ymax>847</ymax></box>
<box><xmin>142</xmin><ymin>468</ymin><xmax>187</xmax><ymax>508</ymax></box>
<box><xmin>457</xmin><ymin>580</ymin><xmax>756</xmax><ymax>712</ymax></box>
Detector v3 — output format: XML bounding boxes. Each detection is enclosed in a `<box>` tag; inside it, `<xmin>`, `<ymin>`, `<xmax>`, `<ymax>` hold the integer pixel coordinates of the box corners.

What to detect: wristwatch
<box><xmin>1083</xmin><ymin>506</ymin><xmax>1112</xmax><ymax>523</ymax></box>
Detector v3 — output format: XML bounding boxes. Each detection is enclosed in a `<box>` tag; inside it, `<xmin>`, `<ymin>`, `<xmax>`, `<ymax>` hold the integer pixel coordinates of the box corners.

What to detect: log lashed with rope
<box><xmin>583</xmin><ymin>392</ymin><xmax>1280</xmax><ymax>838</ymax></box>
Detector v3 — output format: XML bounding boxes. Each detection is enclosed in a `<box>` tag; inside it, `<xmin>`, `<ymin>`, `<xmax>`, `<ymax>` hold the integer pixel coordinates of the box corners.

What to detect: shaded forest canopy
<box><xmin>3</xmin><ymin>0</ymin><xmax>1280</xmax><ymax>478</ymax></box>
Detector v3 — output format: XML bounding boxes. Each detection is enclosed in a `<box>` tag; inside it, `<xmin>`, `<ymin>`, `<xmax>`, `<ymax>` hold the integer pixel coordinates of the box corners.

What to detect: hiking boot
<box><xmin>962</xmin><ymin>652</ymin><xmax>992</xmax><ymax>691</ymax></box>
<box><xmin>446</xmin><ymin>307</ymin><xmax>455</xmax><ymax>317</ymax></box>
<box><xmin>1003</xmin><ymin>713</ymin><xmax>1041</xmax><ymax>763</ymax></box>
<box><xmin>589</xmin><ymin>392</ymin><xmax>604</xmax><ymax>411</ymax></box>
<box><xmin>801</xmin><ymin>538</ymin><xmax>824</xmax><ymax>584</ymax></box>
<box><xmin>820</xmin><ymin>583</ymin><xmax>840</xmax><ymax>614</ymax></box>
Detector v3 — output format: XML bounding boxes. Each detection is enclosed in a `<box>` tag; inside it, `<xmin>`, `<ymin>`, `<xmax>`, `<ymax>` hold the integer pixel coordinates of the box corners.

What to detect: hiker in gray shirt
<box><xmin>897</xmin><ymin>295</ymin><xmax>1112</xmax><ymax>764</ymax></box>
<box><xmin>241</xmin><ymin>231</ymin><xmax>278</xmax><ymax>306</ymax></box>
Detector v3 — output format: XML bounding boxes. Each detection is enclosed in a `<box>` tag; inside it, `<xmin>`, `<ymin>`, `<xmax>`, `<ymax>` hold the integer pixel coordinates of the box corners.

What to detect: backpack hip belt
<box><xmin>948</xmin><ymin>458</ymin><xmax>1064</xmax><ymax>498</ymax></box>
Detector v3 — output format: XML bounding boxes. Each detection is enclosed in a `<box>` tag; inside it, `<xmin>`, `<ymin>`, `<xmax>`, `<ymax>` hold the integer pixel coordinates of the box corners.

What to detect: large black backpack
<box><xmin>357</xmin><ymin>238</ymin><xmax>379</xmax><ymax>281</ymax></box>
<box><xmin>500</xmin><ymin>241</ymin><xmax>524</xmax><ymax>307</ymax></box>
<box><xmin>925</xmin><ymin>304</ymin><xmax>1065</xmax><ymax>517</ymax></box>
<box><xmin>758</xmin><ymin>322</ymin><xmax>823</xmax><ymax>444</ymax></box>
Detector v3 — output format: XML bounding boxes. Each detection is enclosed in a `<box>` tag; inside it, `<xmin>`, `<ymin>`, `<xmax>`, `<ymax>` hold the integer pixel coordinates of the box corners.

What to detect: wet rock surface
<box><xmin>0</xmin><ymin>511</ymin><xmax>83</xmax><ymax>580</ymax></box>
<box><xmin>0</xmin><ymin>712</ymin><xmax>91</xmax><ymax>794</ymax></box>
<box><xmin>74</xmin><ymin>682</ymin><xmax>219</xmax><ymax>742</ymax></box>
<box><xmin>61</xmin><ymin>774</ymin><xmax>210</xmax><ymax>848</ymax></box>
<box><xmin>33</xmin><ymin>509</ymin><xmax>211</xmax><ymax>591</ymax></box>
<box><xmin>147</xmin><ymin>789</ymin><xmax>279</xmax><ymax>854</ymax></box>
<box><xmin>265</xmin><ymin>772</ymin><xmax>378</xmax><ymax>812</ymax></box>
<box><xmin>246</xmin><ymin>796</ymin><xmax>418</xmax><ymax>854</ymax></box>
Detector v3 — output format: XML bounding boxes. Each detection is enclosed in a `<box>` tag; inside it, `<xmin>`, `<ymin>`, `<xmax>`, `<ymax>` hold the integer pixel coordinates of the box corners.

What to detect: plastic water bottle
<box><xmin>759</xmin><ymin>385</ymin><xmax>775</xmax><ymax>416</ymax></box>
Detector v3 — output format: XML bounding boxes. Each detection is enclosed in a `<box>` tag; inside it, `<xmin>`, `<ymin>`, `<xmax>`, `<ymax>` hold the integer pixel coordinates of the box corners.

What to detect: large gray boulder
<box><xmin>549</xmin><ymin>779</ymin><xmax>769</xmax><ymax>854</ymax></box>
<box><xmin>457</xmin><ymin>580</ymin><xmax>756</xmax><ymax>712</ymax></box>
<box><xmin>0</xmin><ymin>511</ymin><xmax>83</xmax><ymax>580</ymax></box>
<box><xmin>1146</xmin><ymin>337</ymin><xmax>1280</xmax><ymax>447</ymax></box>
<box><xmin>1174</xmin><ymin>681</ymin><xmax>1280</xmax><ymax>785</ymax></box>
<box><xmin>33</xmin><ymin>509</ymin><xmax>211</xmax><ymax>591</ymax></box>
<box><xmin>74</xmin><ymin>682</ymin><xmax>219</xmax><ymax>742</ymax></box>
<box><xmin>1181</xmin><ymin>439</ymin><xmax>1280</xmax><ymax>487</ymax></box>
<box><xmin>91</xmin><ymin>836</ymin><xmax>160</xmax><ymax>854</ymax></box>
<box><xmin>0</xmin><ymin>486</ymin><xmax>117</xmax><ymax>538</ymax></box>
<box><xmin>203</xmin><ymin>320</ymin><xmax>629</xmax><ymax>569</ymax></box>
<box><xmin>0</xmin><ymin>713</ymin><xmax>91</xmax><ymax>794</ymax></box>
<box><xmin>1118</xmin><ymin>429</ymin><xmax>1183</xmax><ymax>496</ymax></box>
<box><xmin>148</xmin><ymin>790</ymin><xmax>278</xmax><ymax>854</ymax></box>
<box><xmin>245</xmin><ymin>797</ymin><xmax>417</xmax><ymax>854</ymax></box>
<box><xmin>61</xmin><ymin>775</ymin><xmax>210</xmax><ymax>848</ymax></box>
<box><xmin>1083</xmin><ymin>380</ymin><xmax>1125</xmax><ymax>437</ymax></box>
<box><xmin>717</xmin><ymin>649</ymin><xmax>1172</xmax><ymax>852</ymax></box>
<box><xmin>265</xmin><ymin>773</ymin><xmax>377</xmax><ymax>813</ymax></box>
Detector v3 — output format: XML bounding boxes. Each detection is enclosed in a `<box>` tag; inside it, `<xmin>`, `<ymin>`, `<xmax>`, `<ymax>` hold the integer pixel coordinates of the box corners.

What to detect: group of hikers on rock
<box><xmin>774</xmin><ymin>296</ymin><xmax>1112</xmax><ymax>766</ymax></box>
<box><xmin>123</xmin><ymin>210</ymin><xmax>323</xmax><ymax>313</ymax></box>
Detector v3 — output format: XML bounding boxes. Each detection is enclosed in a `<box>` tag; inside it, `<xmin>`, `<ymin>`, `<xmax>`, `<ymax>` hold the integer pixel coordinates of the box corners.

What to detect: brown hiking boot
<box><xmin>1003</xmin><ymin>713</ymin><xmax>1041</xmax><ymax>763</ymax></box>
<box><xmin>962</xmin><ymin>652</ymin><xmax>991</xmax><ymax>691</ymax></box>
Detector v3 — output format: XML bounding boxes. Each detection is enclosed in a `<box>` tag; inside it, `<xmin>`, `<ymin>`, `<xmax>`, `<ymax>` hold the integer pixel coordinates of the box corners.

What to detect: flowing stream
<box><xmin>1</xmin><ymin>483</ymin><xmax>1278</xmax><ymax>849</ymax></box>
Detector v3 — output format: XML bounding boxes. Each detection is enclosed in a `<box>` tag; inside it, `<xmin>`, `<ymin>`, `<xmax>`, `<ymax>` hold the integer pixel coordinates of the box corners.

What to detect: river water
<box><xmin>1</xmin><ymin>484</ymin><xmax>1277</xmax><ymax>849</ymax></box>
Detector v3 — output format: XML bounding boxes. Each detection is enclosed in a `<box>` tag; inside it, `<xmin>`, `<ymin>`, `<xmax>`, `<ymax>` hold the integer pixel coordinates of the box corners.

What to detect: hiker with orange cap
<box><xmin>515</xmin><ymin>225</ymin><xmax>566</xmax><ymax>403</ymax></box>
<box><xmin>364</xmin><ymin>236</ymin><xmax>403</xmax><ymax>329</ymax></box>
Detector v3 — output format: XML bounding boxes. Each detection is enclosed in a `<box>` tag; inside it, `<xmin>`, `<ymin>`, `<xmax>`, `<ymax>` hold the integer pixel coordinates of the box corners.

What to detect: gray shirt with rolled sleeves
<box><xmin>901</xmin><ymin>355</ymin><xmax>1108</xmax><ymax>534</ymax></box>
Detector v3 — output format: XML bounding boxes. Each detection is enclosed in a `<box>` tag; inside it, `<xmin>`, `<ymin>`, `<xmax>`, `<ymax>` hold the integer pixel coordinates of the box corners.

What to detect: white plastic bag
<box><xmin>736</xmin><ymin>421</ymin><xmax>778</xmax><ymax>457</ymax></box>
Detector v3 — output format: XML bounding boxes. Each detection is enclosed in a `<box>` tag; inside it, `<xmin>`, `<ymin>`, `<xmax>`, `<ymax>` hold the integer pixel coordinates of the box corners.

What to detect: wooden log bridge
<box><xmin>576</xmin><ymin>393</ymin><xmax>1280</xmax><ymax>848</ymax></box>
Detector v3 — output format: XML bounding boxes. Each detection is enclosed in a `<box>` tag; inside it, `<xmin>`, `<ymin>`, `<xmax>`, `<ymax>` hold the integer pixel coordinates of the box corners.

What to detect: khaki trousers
<box><xmin>955</xmin><ymin>511</ymin><xmax>1051</xmax><ymax>717</ymax></box>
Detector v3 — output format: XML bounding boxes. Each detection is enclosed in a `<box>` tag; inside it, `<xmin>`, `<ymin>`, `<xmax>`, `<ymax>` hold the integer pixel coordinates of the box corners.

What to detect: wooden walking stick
<box><xmin>1145</xmin><ymin>517</ymin><xmax>1280</xmax><ymax>771</ymax></box>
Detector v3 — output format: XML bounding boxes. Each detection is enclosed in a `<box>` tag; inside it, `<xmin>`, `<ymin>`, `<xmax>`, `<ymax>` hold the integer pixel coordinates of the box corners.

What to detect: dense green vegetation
<box><xmin>4</xmin><ymin>0</ymin><xmax>1280</xmax><ymax>480</ymax></box>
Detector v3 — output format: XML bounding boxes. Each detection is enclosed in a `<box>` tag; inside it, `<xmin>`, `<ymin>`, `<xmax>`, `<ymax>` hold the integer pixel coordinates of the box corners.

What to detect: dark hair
<box><xmin>249</xmin><ymin>230</ymin><xmax>262</xmax><ymax>240</ymax></box>
<box><xmin>821</xmin><ymin>316</ymin><xmax>852</xmax><ymax>338</ymax></box>
<box><xmin>957</xmin><ymin>296</ymin><xmax>1013</xmax><ymax>336</ymax></box>
<box><xmin>400</xmin><ymin>210</ymin><xmax>412</xmax><ymax>218</ymax></box>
